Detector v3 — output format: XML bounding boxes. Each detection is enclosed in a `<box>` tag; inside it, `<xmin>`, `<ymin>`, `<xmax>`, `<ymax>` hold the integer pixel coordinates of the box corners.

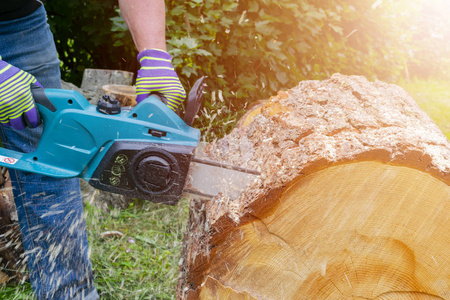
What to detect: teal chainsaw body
<box><xmin>0</xmin><ymin>84</ymin><xmax>203</xmax><ymax>205</ymax></box>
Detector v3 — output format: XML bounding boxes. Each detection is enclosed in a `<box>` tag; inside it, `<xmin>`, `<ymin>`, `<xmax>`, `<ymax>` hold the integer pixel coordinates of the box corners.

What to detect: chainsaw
<box><xmin>0</xmin><ymin>78</ymin><xmax>259</xmax><ymax>205</ymax></box>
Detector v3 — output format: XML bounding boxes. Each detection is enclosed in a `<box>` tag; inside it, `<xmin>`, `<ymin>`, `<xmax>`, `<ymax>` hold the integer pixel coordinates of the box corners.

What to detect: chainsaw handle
<box><xmin>149</xmin><ymin>92</ymin><xmax>166</xmax><ymax>104</ymax></box>
<box><xmin>29</xmin><ymin>84</ymin><xmax>60</xmax><ymax>128</ymax></box>
<box><xmin>183</xmin><ymin>76</ymin><xmax>205</xmax><ymax>126</ymax></box>
<box><xmin>31</xmin><ymin>83</ymin><xmax>57</xmax><ymax>112</ymax></box>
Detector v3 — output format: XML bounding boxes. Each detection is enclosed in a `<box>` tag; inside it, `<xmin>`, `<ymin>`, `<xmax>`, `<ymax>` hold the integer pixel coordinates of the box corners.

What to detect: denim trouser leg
<box><xmin>0</xmin><ymin>6</ymin><xmax>98</xmax><ymax>300</ymax></box>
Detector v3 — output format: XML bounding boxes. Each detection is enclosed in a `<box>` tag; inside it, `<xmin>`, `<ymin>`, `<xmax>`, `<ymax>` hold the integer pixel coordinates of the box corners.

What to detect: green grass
<box><xmin>0</xmin><ymin>282</ymin><xmax>34</xmax><ymax>299</ymax></box>
<box><xmin>398</xmin><ymin>79</ymin><xmax>450</xmax><ymax>140</ymax></box>
<box><xmin>86</xmin><ymin>199</ymin><xmax>190</xmax><ymax>299</ymax></box>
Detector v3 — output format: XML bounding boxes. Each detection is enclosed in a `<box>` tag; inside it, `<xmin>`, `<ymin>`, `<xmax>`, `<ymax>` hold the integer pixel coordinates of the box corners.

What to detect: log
<box><xmin>177</xmin><ymin>74</ymin><xmax>450</xmax><ymax>299</ymax></box>
<box><xmin>81</xmin><ymin>69</ymin><xmax>134</xmax><ymax>90</ymax></box>
<box><xmin>81</xmin><ymin>69</ymin><xmax>134</xmax><ymax>104</ymax></box>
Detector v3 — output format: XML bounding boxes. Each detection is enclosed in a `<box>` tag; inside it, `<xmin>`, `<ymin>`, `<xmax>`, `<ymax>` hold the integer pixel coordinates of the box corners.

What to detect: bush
<box><xmin>163</xmin><ymin>0</ymin><xmax>418</xmax><ymax>137</ymax></box>
<box><xmin>46</xmin><ymin>0</ymin><xmax>450</xmax><ymax>138</ymax></box>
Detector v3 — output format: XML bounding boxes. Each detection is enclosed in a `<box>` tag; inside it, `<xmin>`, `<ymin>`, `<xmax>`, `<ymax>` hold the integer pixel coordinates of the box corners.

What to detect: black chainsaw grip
<box><xmin>30</xmin><ymin>83</ymin><xmax>57</xmax><ymax>112</ymax></box>
<box><xmin>184</xmin><ymin>76</ymin><xmax>205</xmax><ymax>126</ymax></box>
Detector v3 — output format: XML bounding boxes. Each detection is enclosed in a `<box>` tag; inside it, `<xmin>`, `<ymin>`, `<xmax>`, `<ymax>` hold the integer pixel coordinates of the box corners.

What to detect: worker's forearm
<box><xmin>118</xmin><ymin>0</ymin><xmax>166</xmax><ymax>52</ymax></box>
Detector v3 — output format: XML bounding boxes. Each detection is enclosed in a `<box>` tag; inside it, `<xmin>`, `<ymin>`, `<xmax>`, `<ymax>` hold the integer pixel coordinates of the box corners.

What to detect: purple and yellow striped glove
<box><xmin>136</xmin><ymin>49</ymin><xmax>186</xmax><ymax>111</ymax></box>
<box><xmin>0</xmin><ymin>57</ymin><xmax>41</xmax><ymax>130</ymax></box>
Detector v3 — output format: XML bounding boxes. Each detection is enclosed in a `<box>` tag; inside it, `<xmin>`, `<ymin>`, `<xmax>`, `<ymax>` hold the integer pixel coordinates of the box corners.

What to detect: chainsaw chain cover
<box><xmin>89</xmin><ymin>141</ymin><xmax>195</xmax><ymax>205</ymax></box>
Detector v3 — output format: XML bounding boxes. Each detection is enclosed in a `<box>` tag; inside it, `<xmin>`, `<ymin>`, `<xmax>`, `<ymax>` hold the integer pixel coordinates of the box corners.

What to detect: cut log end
<box><xmin>197</xmin><ymin>162</ymin><xmax>450</xmax><ymax>299</ymax></box>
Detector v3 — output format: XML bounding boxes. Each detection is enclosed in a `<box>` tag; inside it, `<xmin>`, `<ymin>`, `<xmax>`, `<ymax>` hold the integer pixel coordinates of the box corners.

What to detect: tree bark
<box><xmin>177</xmin><ymin>74</ymin><xmax>450</xmax><ymax>299</ymax></box>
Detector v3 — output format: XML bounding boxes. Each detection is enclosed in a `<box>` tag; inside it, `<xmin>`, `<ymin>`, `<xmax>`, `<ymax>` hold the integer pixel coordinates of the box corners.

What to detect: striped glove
<box><xmin>0</xmin><ymin>58</ymin><xmax>41</xmax><ymax>130</ymax></box>
<box><xmin>136</xmin><ymin>49</ymin><xmax>186</xmax><ymax>112</ymax></box>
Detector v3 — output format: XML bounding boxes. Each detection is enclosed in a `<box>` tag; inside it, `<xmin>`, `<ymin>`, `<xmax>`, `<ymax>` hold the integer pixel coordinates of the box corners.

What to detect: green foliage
<box><xmin>161</xmin><ymin>0</ymin><xmax>429</xmax><ymax>137</ymax></box>
<box><xmin>45</xmin><ymin>1</ymin><xmax>137</xmax><ymax>86</ymax></box>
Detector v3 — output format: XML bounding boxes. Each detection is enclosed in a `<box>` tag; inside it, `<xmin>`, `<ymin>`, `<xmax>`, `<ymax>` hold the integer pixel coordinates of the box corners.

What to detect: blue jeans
<box><xmin>0</xmin><ymin>6</ymin><xmax>98</xmax><ymax>300</ymax></box>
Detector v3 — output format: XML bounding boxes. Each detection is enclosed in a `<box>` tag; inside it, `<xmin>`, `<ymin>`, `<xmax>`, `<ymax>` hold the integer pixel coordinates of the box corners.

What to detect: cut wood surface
<box><xmin>177</xmin><ymin>74</ymin><xmax>450</xmax><ymax>299</ymax></box>
<box><xmin>102</xmin><ymin>84</ymin><xmax>137</xmax><ymax>107</ymax></box>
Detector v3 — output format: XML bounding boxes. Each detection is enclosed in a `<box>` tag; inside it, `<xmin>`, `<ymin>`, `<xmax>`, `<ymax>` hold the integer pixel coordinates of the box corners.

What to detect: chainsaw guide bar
<box><xmin>184</xmin><ymin>156</ymin><xmax>261</xmax><ymax>200</ymax></box>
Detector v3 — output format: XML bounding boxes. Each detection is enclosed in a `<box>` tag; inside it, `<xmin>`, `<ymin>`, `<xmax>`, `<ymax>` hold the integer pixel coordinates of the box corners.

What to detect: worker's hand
<box><xmin>0</xmin><ymin>58</ymin><xmax>41</xmax><ymax>130</ymax></box>
<box><xmin>135</xmin><ymin>49</ymin><xmax>186</xmax><ymax>111</ymax></box>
